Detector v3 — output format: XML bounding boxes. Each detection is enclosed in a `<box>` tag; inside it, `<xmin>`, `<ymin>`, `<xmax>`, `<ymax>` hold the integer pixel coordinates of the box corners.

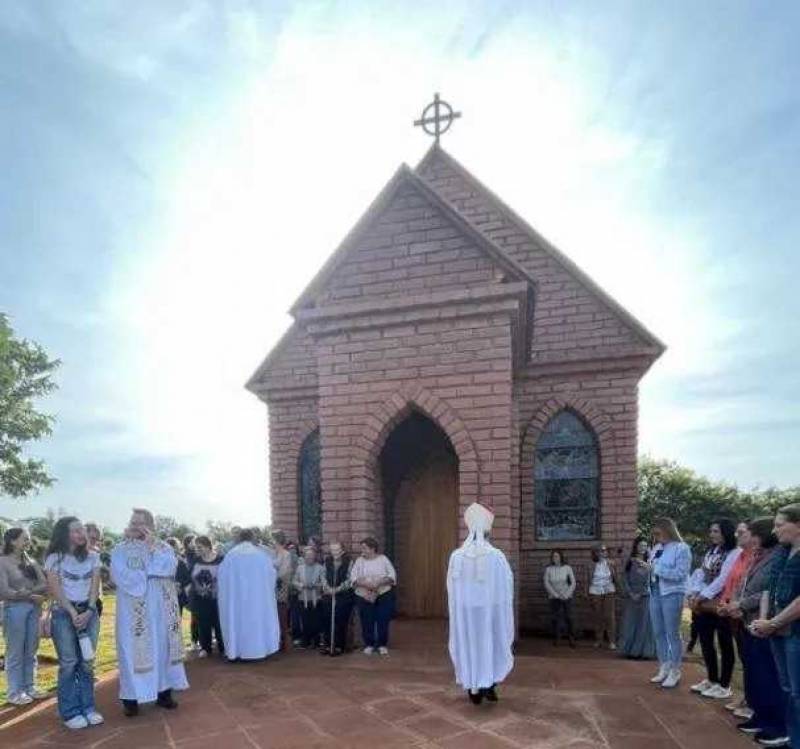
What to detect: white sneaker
<box><xmin>6</xmin><ymin>693</ymin><xmax>33</xmax><ymax>706</ymax></box>
<box><xmin>85</xmin><ymin>711</ymin><xmax>104</xmax><ymax>726</ymax></box>
<box><xmin>197</xmin><ymin>650</ymin><xmax>208</xmax><ymax>659</ymax></box>
<box><xmin>650</xmin><ymin>665</ymin><xmax>669</xmax><ymax>683</ymax></box>
<box><xmin>702</xmin><ymin>684</ymin><xmax>733</xmax><ymax>699</ymax></box>
<box><xmin>363</xmin><ymin>646</ymin><xmax>375</xmax><ymax>655</ymax></box>
<box><xmin>733</xmin><ymin>707</ymin><xmax>754</xmax><ymax>720</ymax></box>
<box><xmin>26</xmin><ymin>687</ymin><xmax>49</xmax><ymax>700</ymax></box>
<box><xmin>608</xmin><ymin>643</ymin><xmax>617</xmax><ymax>651</ymax></box>
<box><xmin>690</xmin><ymin>679</ymin><xmax>713</xmax><ymax>693</ymax></box>
<box><xmin>661</xmin><ymin>669</ymin><xmax>681</xmax><ymax>688</ymax></box>
<box><xmin>378</xmin><ymin>646</ymin><xmax>389</xmax><ymax>656</ymax></box>
<box><xmin>64</xmin><ymin>715</ymin><xmax>89</xmax><ymax>730</ymax></box>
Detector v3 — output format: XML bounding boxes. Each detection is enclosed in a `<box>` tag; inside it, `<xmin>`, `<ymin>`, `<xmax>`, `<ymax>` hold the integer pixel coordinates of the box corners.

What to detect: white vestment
<box><xmin>447</xmin><ymin>504</ymin><xmax>514</xmax><ymax>691</ymax></box>
<box><xmin>218</xmin><ymin>541</ymin><xmax>280</xmax><ymax>660</ymax></box>
<box><xmin>111</xmin><ymin>540</ymin><xmax>189</xmax><ymax>703</ymax></box>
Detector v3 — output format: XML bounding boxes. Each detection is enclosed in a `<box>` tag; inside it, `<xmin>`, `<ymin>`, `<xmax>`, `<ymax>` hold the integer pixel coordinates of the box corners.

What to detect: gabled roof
<box><xmin>289</xmin><ymin>163</ymin><xmax>536</xmax><ymax>315</ymax></box>
<box><xmin>245</xmin><ymin>322</ymin><xmax>297</xmax><ymax>394</ymax></box>
<box><xmin>416</xmin><ymin>144</ymin><xmax>666</xmax><ymax>354</ymax></box>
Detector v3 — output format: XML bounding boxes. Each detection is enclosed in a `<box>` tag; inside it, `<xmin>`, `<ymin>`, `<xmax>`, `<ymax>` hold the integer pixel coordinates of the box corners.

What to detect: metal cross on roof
<box><xmin>414</xmin><ymin>93</ymin><xmax>461</xmax><ymax>144</ymax></box>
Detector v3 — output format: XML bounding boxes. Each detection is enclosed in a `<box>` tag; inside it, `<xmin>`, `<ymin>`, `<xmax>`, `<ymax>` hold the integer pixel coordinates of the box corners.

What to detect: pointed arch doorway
<box><xmin>381</xmin><ymin>410</ymin><xmax>459</xmax><ymax>618</ymax></box>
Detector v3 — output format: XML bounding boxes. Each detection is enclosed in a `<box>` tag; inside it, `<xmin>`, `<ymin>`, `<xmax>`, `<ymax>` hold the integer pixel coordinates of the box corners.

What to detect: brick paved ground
<box><xmin>1</xmin><ymin>622</ymin><xmax>753</xmax><ymax>749</ymax></box>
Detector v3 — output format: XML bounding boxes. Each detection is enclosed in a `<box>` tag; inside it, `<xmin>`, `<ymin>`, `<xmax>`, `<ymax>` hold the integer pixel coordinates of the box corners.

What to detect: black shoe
<box><xmin>468</xmin><ymin>691</ymin><xmax>483</xmax><ymax>705</ymax></box>
<box><xmin>483</xmin><ymin>685</ymin><xmax>498</xmax><ymax>703</ymax></box>
<box><xmin>122</xmin><ymin>699</ymin><xmax>138</xmax><ymax>717</ymax></box>
<box><xmin>156</xmin><ymin>690</ymin><xmax>178</xmax><ymax>710</ymax></box>
<box><xmin>737</xmin><ymin>719</ymin><xmax>763</xmax><ymax>735</ymax></box>
<box><xmin>756</xmin><ymin>734</ymin><xmax>790</xmax><ymax>747</ymax></box>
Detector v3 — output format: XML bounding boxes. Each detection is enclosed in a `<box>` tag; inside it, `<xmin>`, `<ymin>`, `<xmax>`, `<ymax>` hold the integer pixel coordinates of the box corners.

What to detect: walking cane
<box><xmin>329</xmin><ymin>584</ymin><xmax>336</xmax><ymax>656</ymax></box>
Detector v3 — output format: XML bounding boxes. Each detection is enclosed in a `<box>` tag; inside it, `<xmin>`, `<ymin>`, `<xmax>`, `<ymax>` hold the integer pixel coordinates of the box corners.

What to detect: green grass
<box><xmin>1</xmin><ymin>594</ymin><xmax>191</xmax><ymax>704</ymax></box>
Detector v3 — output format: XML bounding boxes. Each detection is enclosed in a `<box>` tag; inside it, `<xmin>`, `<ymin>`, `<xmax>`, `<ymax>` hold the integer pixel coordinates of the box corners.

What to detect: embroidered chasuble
<box><xmin>111</xmin><ymin>540</ymin><xmax>189</xmax><ymax>703</ymax></box>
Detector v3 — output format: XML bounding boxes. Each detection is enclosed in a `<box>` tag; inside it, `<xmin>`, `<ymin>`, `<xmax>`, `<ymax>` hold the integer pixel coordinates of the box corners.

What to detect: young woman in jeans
<box><xmin>44</xmin><ymin>517</ymin><xmax>103</xmax><ymax>730</ymax></box>
<box><xmin>0</xmin><ymin>528</ymin><xmax>48</xmax><ymax>706</ymax></box>
<box><xmin>648</xmin><ymin>517</ymin><xmax>691</xmax><ymax>689</ymax></box>
<box><xmin>751</xmin><ymin>503</ymin><xmax>800</xmax><ymax>749</ymax></box>
<box><xmin>350</xmin><ymin>538</ymin><xmax>396</xmax><ymax>656</ymax></box>
<box><xmin>688</xmin><ymin>518</ymin><xmax>740</xmax><ymax>700</ymax></box>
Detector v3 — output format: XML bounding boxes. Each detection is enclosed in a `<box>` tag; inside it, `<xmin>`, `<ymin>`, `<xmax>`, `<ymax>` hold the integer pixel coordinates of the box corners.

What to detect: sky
<box><xmin>1</xmin><ymin>1</ymin><xmax>798</xmax><ymax>532</ymax></box>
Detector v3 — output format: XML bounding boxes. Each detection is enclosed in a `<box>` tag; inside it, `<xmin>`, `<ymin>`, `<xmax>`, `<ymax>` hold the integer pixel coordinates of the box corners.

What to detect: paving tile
<box><xmin>366</xmin><ymin>696</ymin><xmax>423</xmax><ymax>722</ymax></box>
<box><xmin>244</xmin><ymin>717</ymin><xmax>325</xmax><ymax>748</ymax></box>
<box><xmin>175</xmin><ymin>728</ymin><xmax>255</xmax><ymax>748</ymax></box>
<box><xmin>436</xmin><ymin>730</ymin><xmax>516</xmax><ymax>748</ymax></box>
<box><xmin>91</xmin><ymin>722</ymin><xmax>171</xmax><ymax>749</ymax></box>
<box><xmin>162</xmin><ymin>700</ymin><xmax>239</xmax><ymax>742</ymax></box>
<box><xmin>404</xmin><ymin>713</ymin><xmax>465</xmax><ymax>740</ymax></box>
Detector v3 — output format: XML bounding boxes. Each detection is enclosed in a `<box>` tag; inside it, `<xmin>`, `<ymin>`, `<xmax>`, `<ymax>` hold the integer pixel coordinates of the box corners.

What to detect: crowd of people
<box><xmin>541</xmin><ymin>510</ymin><xmax>800</xmax><ymax>748</ymax></box>
<box><xmin>2</xmin><ymin>502</ymin><xmax>800</xmax><ymax>748</ymax></box>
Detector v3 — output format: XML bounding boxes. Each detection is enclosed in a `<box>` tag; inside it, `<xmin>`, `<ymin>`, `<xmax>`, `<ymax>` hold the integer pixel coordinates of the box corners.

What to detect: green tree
<box><xmin>637</xmin><ymin>456</ymin><xmax>800</xmax><ymax>553</ymax></box>
<box><xmin>205</xmin><ymin>519</ymin><xmax>236</xmax><ymax>544</ymax></box>
<box><xmin>0</xmin><ymin>314</ymin><xmax>60</xmax><ymax>497</ymax></box>
<box><xmin>154</xmin><ymin>515</ymin><xmax>196</xmax><ymax>540</ymax></box>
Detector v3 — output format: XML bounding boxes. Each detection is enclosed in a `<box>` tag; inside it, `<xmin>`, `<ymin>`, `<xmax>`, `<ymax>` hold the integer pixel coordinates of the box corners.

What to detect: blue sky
<box><xmin>1</xmin><ymin>2</ymin><xmax>798</xmax><ymax>531</ymax></box>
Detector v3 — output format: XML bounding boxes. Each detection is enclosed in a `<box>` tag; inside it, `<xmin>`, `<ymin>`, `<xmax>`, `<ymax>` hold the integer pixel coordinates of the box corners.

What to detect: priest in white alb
<box><xmin>447</xmin><ymin>502</ymin><xmax>514</xmax><ymax>705</ymax></box>
<box><xmin>111</xmin><ymin>508</ymin><xmax>188</xmax><ymax>717</ymax></box>
<box><xmin>217</xmin><ymin>528</ymin><xmax>280</xmax><ymax>660</ymax></box>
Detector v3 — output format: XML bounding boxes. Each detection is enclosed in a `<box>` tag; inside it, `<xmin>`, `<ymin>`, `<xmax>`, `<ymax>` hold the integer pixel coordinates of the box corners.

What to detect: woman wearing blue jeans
<box><xmin>44</xmin><ymin>517</ymin><xmax>103</xmax><ymax>730</ymax></box>
<box><xmin>751</xmin><ymin>503</ymin><xmax>800</xmax><ymax>749</ymax></box>
<box><xmin>648</xmin><ymin>517</ymin><xmax>691</xmax><ymax>689</ymax></box>
<box><xmin>0</xmin><ymin>528</ymin><xmax>48</xmax><ymax>706</ymax></box>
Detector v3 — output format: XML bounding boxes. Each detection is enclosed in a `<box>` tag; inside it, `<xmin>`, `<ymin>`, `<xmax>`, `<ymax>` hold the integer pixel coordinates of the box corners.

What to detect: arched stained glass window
<box><xmin>534</xmin><ymin>410</ymin><xmax>598</xmax><ymax>541</ymax></box>
<box><xmin>298</xmin><ymin>430</ymin><xmax>321</xmax><ymax>543</ymax></box>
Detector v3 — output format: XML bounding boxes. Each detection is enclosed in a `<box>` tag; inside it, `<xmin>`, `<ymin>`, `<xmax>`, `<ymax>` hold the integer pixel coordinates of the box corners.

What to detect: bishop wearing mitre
<box><xmin>446</xmin><ymin>502</ymin><xmax>514</xmax><ymax>705</ymax></box>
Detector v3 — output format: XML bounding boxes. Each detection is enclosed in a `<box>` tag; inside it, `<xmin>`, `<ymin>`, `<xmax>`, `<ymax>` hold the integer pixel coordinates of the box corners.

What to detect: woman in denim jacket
<box><xmin>648</xmin><ymin>517</ymin><xmax>691</xmax><ymax>689</ymax></box>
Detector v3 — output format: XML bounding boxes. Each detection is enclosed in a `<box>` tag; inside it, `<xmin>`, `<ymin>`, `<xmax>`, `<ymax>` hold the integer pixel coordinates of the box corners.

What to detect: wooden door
<box><xmin>394</xmin><ymin>455</ymin><xmax>458</xmax><ymax>618</ymax></box>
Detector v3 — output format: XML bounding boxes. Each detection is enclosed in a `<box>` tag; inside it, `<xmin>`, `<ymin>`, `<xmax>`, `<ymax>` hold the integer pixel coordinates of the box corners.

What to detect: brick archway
<box><xmin>279</xmin><ymin>417</ymin><xmax>319</xmax><ymax>539</ymax></box>
<box><xmin>519</xmin><ymin>394</ymin><xmax>616</xmax><ymax>548</ymax></box>
<box><xmin>351</xmin><ymin>385</ymin><xmax>480</xmax><ymax>545</ymax></box>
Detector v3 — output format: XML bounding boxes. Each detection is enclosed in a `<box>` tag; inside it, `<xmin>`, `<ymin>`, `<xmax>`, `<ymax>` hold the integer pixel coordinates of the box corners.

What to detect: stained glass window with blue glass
<box><xmin>299</xmin><ymin>430</ymin><xmax>321</xmax><ymax>543</ymax></box>
<box><xmin>534</xmin><ymin>410</ymin><xmax>598</xmax><ymax>540</ymax></box>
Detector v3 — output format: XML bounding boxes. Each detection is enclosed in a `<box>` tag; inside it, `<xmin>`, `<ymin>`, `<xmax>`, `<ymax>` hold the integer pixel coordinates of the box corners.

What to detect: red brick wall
<box><xmin>417</xmin><ymin>154</ymin><xmax>652</xmax><ymax>362</ymax></box>
<box><xmin>319</xmin><ymin>184</ymin><xmax>501</xmax><ymax>306</ymax></box>
<box><xmin>266</xmin><ymin>398</ymin><xmax>318</xmax><ymax>541</ymax></box>
<box><xmin>515</xmin><ymin>367</ymin><xmax>642</xmax><ymax>631</ymax></box>
<box><xmin>313</xmin><ymin>312</ymin><xmax>516</xmax><ymax>563</ymax></box>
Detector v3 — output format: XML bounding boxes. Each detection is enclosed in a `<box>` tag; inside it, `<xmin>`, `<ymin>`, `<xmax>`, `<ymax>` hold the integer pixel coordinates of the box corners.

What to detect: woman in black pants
<box><xmin>189</xmin><ymin>536</ymin><xmax>224</xmax><ymax>658</ymax></box>
<box><xmin>688</xmin><ymin>519</ymin><xmax>740</xmax><ymax>700</ymax></box>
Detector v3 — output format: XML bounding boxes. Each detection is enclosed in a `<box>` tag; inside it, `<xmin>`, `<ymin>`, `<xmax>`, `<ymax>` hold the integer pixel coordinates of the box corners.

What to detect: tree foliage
<box><xmin>638</xmin><ymin>456</ymin><xmax>800</xmax><ymax>553</ymax></box>
<box><xmin>0</xmin><ymin>314</ymin><xmax>60</xmax><ymax>497</ymax></box>
<box><xmin>154</xmin><ymin>515</ymin><xmax>196</xmax><ymax>540</ymax></box>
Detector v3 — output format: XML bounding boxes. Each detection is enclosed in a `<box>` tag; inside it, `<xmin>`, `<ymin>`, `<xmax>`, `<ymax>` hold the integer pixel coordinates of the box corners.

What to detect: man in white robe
<box><xmin>111</xmin><ymin>508</ymin><xmax>188</xmax><ymax>717</ymax></box>
<box><xmin>447</xmin><ymin>502</ymin><xmax>514</xmax><ymax>705</ymax></box>
<box><xmin>217</xmin><ymin>528</ymin><xmax>280</xmax><ymax>660</ymax></box>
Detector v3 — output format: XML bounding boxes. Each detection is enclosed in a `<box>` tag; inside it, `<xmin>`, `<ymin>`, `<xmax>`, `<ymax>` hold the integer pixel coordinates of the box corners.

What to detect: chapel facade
<box><xmin>246</xmin><ymin>144</ymin><xmax>664</xmax><ymax>631</ymax></box>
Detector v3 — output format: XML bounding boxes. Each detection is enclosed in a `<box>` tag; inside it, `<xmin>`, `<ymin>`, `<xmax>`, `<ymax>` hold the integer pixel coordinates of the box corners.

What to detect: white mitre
<box><xmin>452</xmin><ymin>502</ymin><xmax>496</xmax><ymax>582</ymax></box>
<box><xmin>464</xmin><ymin>502</ymin><xmax>494</xmax><ymax>540</ymax></box>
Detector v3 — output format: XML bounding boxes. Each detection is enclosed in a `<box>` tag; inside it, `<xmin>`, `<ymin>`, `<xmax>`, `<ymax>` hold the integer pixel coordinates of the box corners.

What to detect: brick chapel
<box><xmin>246</xmin><ymin>138</ymin><xmax>665</xmax><ymax>631</ymax></box>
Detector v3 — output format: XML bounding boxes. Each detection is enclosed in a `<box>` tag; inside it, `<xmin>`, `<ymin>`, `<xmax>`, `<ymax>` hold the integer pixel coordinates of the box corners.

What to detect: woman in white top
<box><xmin>44</xmin><ymin>516</ymin><xmax>102</xmax><ymax>730</ymax></box>
<box><xmin>586</xmin><ymin>543</ymin><xmax>619</xmax><ymax>650</ymax></box>
<box><xmin>349</xmin><ymin>537</ymin><xmax>396</xmax><ymax>656</ymax></box>
<box><xmin>543</xmin><ymin>550</ymin><xmax>576</xmax><ymax>647</ymax></box>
